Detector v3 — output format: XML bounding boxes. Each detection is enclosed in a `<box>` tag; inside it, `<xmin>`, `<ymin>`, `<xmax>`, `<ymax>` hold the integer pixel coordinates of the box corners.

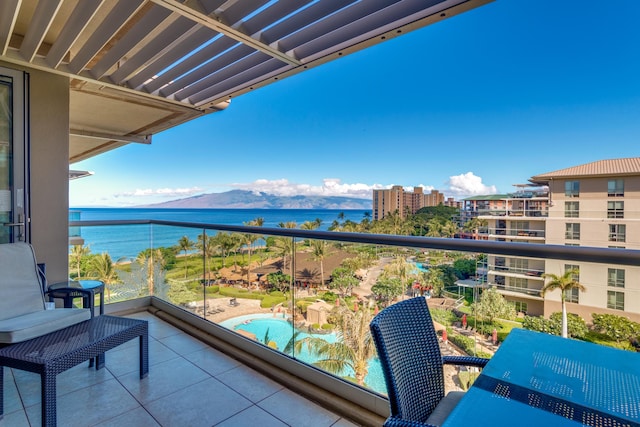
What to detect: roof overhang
<box><xmin>1</xmin><ymin>0</ymin><xmax>492</xmax><ymax>162</ymax></box>
<box><xmin>69</xmin><ymin>169</ymin><xmax>94</xmax><ymax>180</ymax></box>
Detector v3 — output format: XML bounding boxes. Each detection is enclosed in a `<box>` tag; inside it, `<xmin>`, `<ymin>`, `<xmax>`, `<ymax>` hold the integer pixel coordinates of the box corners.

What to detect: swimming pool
<box><xmin>220</xmin><ymin>313</ymin><xmax>387</xmax><ymax>394</ymax></box>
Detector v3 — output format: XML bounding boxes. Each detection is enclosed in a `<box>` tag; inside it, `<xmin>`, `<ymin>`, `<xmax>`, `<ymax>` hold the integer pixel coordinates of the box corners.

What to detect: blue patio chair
<box><xmin>370</xmin><ymin>297</ymin><xmax>489</xmax><ymax>427</ymax></box>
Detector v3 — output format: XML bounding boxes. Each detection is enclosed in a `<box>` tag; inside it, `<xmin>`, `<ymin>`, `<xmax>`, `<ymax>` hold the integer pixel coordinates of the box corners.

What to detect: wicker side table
<box><xmin>47</xmin><ymin>280</ymin><xmax>105</xmax><ymax>317</ymax></box>
<box><xmin>0</xmin><ymin>315</ymin><xmax>148</xmax><ymax>427</ymax></box>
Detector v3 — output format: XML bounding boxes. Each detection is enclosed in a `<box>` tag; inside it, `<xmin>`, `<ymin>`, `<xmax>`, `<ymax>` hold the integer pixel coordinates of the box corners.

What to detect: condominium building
<box><xmin>444</xmin><ymin>197</ymin><xmax>462</xmax><ymax>209</ymax></box>
<box><xmin>373</xmin><ymin>186</ymin><xmax>445</xmax><ymax>220</ymax></box>
<box><xmin>463</xmin><ymin>158</ymin><xmax>640</xmax><ymax>322</ymax></box>
<box><xmin>462</xmin><ymin>186</ymin><xmax>550</xmax><ymax>315</ymax></box>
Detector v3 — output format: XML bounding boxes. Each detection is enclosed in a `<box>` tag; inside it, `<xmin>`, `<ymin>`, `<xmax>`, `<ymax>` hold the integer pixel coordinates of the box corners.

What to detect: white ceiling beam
<box><xmin>0</xmin><ymin>0</ymin><xmax>21</xmax><ymax>56</ymax></box>
<box><xmin>46</xmin><ymin>0</ymin><xmax>106</xmax><ymax>68</ymax></box>
<box><xmin>70</xmin><ymin>129</ymin><xmax>152</xmax><ymax>145</ymax></box>
<box><xmin>149</xmin><ymin>0</ymin><xmax>301</xmax><ymax>66</ymax></box>
<box><xmin>20</xmin><ymin>0</ymin><xmax>63</xmax><ymax>62</ymax></box>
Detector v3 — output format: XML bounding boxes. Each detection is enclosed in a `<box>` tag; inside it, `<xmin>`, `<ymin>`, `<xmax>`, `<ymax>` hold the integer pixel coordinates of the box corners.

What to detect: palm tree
<box><xmin>463</xmin><ymin>217</ymin><xmax>488</xmax><ymax>239</ymax></box>
<box><xmin>213</xmin><ymin>232</ymin><xmax>235</xmax><ymax>269</ymax></box>
<box><xmin>89</xmin><ymin>253</ymin><xmax>119</xmax><ymax>302</ymax></box>
<box><xmin>387</xmin><ymin>256</ymin><xmax>414</xmax><ymax>297</ymax></box>
<box><xmin>177</xmin><ymin>236</ymin><xmax>195</xmax><ymax>278</ymax></box>
<box><xmin>421</xmin><ymin>268</ymin><xmax>444</xmax><ymax>297</ymax></box>
<box><xmin>424</xmin><ymin>217</ymin><xmax>458</xmax><ymax>237</ymax></box>
<box><xmin>310</xmin><ymin>239</ymin><xmax>331</xmax><ymax>287</ymax></box>
<box><xmin>541</xmin><ymin>269</ymin><xmax>586</xmax><ymax>338</ymax></box>
<box><xmin>69</xmin><ymin>244</ymin><xmax>90</xmax><ymax>279</ymax></box>
<box><xmin>242</xmin><ymin>231</ymin><xmax>260</xmax><ymax>282</ymax></box>
<box><xmin>301</xmin><ymin>218</ymin><xmax>322</xmax><ymax>230</ymax></box>
<box><xmin>136</xmin><ymin>249</ymin><xmax>166</xmax><ymax>295</ymax></box>
<box><xmin>229</xmin><ymin>232</ymin><xmax>245</xmax><ymax>272</ymax></box>
<box><xmin>275</xmin><ymin>221</ymin><xmax>297</xmax><ymax>275</ymax></box>
<box><xmin>296</xmin><ymin>304</ymin><xmax>376</xmax><ymax>386</ymax></box>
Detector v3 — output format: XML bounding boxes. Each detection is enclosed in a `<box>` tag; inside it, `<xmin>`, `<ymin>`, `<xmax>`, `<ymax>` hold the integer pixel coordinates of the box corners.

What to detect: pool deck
<box><xmin>194</xmin><ymin>298</ymin><xmax>273</xmax><ymax>323</ymax></box>
<box><xmin>191</xmin><ymin>296</ymin><xmax>465</xmax><ymax>394</ymax></box>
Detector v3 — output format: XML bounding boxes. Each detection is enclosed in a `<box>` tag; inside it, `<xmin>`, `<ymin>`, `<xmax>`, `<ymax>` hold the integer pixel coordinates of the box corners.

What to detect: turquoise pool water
<box><xmin>220</xmin><ymin>313</ymin><xmax>386</xmax><ymax>394</ymax></box>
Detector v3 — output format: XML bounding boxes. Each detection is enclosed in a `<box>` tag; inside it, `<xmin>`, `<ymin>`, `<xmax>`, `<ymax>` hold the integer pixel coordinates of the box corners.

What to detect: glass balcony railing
<box><xmin>68</xmin><ymin>210</ymin><xmax>84</xmax><ymax>245</ymax></box>
<box><xmin>487</xmin><ymin>264</ymin><xmax>544</xmax><ymax>277</ymax></box>
<box><xmin>68</xmin><ymin>218</ymin><xmax>640</xmax><ymax>400</ymax></box>
<box><xmin>491</xmin><ymin>283</ymin><xmax>543</xmax><ymax>297</ymax></box>
<box><xmin>483</xmin><ymin>228</ymin><xmax>546</xmax><ymax>238</ymax></box>
<box><xmin>466</xmin><ymin>209</ymin><xmax>549</xmax><ymax>218</ymax></box>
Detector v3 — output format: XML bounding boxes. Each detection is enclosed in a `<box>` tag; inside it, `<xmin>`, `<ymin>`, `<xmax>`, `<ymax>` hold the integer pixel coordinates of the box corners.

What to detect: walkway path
<box><xmin>352</xmin><ymin>256</ymin><xmax>393</xmax><ymax>299</ymax></box>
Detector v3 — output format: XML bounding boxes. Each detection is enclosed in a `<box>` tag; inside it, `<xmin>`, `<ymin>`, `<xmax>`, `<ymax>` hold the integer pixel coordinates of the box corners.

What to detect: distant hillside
<box><xmin>142</xmin><ymin>190</ymin><xmax>371</xmax><ymax>209</ymax></box>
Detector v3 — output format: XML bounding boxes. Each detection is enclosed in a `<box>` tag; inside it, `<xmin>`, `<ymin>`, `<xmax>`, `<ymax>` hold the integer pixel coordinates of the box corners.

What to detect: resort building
<box><xmin>463</xmin><ymin>159</ymin><xmax>640</xmax><ymax>322</ymax></box>
<box><xmin>530</xmin><ymin>158</ymin><xmax>640</xmax><ymax>322</ymax></box>
<box><xmin>444</xmin><ymin>197</ymin><xmax>462</xmax><ymax>209</ymax></box>
<box><xmin>462</xmin><ymin>186</ymin><xmax>550</xmax><ymax>315</ymax></box>
<box><xmin>373</xmin><ymin>186</ymin><xmax>445</xmax><ymax>220</ymax></box>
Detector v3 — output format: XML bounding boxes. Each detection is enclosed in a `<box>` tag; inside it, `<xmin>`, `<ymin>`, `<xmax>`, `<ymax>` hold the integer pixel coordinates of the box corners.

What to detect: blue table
<box><xmin>443</xmin><ymin>328</ymin><xmax>640</xmax><ymax>427</ymax></box>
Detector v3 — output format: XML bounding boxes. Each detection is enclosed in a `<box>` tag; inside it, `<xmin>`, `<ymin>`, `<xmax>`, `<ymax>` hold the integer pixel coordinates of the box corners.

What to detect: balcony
<box><xmin>490</xmin><ymin>284</ymin><xmax>544</xmax><ymax>299</ymax></box>
<box><xmin>5</xmin><ymin>219</ymin><xmax>640</xmax><ymax>425</ymax></box>
<box><xmin>2</xmin><ymin>307</ymin><xmax>363</xmax><ymax>426</ymax></box>
<box><xmin>483</xmin><ymin>228</ymin><xmax>546</xmax><ymax>241</ymax></box>
<box><xmin>474</xmin><ymin>209</ymin><xmax>549</xmax><ymax>218</ymax></box>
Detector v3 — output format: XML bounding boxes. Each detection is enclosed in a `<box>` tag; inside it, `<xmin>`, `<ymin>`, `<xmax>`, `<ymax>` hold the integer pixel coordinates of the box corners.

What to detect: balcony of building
<box><xmin>2</xmin><ymin>305</ymin><xmax>367</xmax><ymax>426</ymax></box>
<box><xmin>4</xmin><ymin>220</ymin><xmax>640</xmax><ymax>426</ymax></box>
<box><xmin>476</xmin><ymin>208</ymin><xmax>549</xmax><ymax>219</ymax></box>
<box><xmin>68</xmin><ymin>211</ymin><xmax>84</xmax><ymax>247</ymax></box>
<box><xmin>482</xmin><ymin>227</ymin><xmax>546</xmax><ymax>241</ymax></box>
<box><xmin>488</xmin><ymin>278</ymin><xmax>545</xmax><ymax>300</ymax></box>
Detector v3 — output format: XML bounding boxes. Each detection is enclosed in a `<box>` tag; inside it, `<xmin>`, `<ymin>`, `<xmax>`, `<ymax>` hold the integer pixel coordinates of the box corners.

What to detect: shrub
<box><xmin>218</xmin><ymin>286</ymin><xmax>264</xmax><ymax>300</ymax></box>
<box><xmin>270</xmin><ymin>291</ymin><xmax>285</xmax><ymax>297</ymax></box>
<box><xmin>430</xmin><ymin>308</ymin><xmax>458</xmax><ymax>326</ymax></box>
<box><xmin>522</xmin><ymin>312</ymin><xmax>587</xmax><ymax>338</ymax></box>
<box><xmin>457</xmin><ymin>370</ymin><xmax>480</xmax><ymax>391</ymax></box>
<box><xmin>497</xmin><ymin>331</ymin><xmax>509</xmax><ymax>342</ymax></box>
<box><xmin>321</xmin><ymin>323</ymin><xmax>334</xmax><ymax>330</ymax></box>
<box><xmin>550</xmin><ymin>312</ymin><xmax>587</xmax><ymax>338</ymax></box>
<box><xmin>584</xmin><ymin>331</ymin><xmax>635</xmax><ymax>351</ymax></box>
<box><xmin>446</xmin><ymin>330</ymin><xmax>494</xmax><ymax>359</ymax></box>
<box><xmin>295</xmin><ymin>300</ymin><xmax>313</xmax><ymax>314</ymax></box>
<box><xmin>320</xmin><ymin>292</ymin><xmax>338</xmax><ymax>303</ymax></box>
<box><xmin>311</xmin><ymin>323</ymin><xmax>320</xmax><ymax>329</ymax></box>
<box><xmin>205</xmin><ymin>285</ymin><xmax>220</xmax><ymax>294</ymax></box>
<box><xmin>261</xmin><ymin>295</ymin><xmax>287</xmax><ymax>309</ymax></box>
<box><xmin>591</xmin><ymin>313</ymin><xmax>640</xmax><ymax>343</ymax></box>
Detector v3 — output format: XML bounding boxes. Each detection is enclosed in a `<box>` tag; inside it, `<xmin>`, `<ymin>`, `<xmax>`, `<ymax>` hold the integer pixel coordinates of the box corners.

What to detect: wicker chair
<box><xmin>370</xmin><ymin>297</ymin><xmax>489</xmax><ymax>427</ymax></box>
<box><xmin>0</xmin><ymin>243</ymin><xmax>91</xmax><ymax>344</ymax></box>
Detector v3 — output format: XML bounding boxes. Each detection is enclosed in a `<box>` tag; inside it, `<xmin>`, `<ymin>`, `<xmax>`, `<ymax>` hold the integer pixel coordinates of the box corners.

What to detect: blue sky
<box><xmin>70</xmin><ymin>0</ymin><xmax>640</xmax><ymax>207</ymax></box>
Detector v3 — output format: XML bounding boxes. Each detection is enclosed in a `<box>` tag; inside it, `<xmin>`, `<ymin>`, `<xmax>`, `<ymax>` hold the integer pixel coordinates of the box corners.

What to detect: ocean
<box><xmin>72</xmin><ymin>208</ymin><xmax>371</xmax><ymax>260</ymax></box>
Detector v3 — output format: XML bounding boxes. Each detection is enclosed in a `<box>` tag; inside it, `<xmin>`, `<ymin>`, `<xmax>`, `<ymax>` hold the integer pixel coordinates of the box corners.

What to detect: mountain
<box><xmin>141</xmin><ymin>190</ymin><xmax>371</xmax><ymax>209</ymax></box>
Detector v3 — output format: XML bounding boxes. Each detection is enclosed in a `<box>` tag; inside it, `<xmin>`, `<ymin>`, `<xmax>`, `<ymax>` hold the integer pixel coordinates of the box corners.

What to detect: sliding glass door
<box><xmin>0</xmin><ymin>67</ymin><xmax>29</xmax><ymax>243</ymax></box>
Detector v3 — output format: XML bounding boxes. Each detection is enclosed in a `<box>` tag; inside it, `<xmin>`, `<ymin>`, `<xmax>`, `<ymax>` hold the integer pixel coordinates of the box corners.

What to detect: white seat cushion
<box><xmin>0</xmin><ymin>308</ymin><xmax>91</xmax><ymax>344</ymax></box>
<box><xmin>425</xmin><ymin>391</ymin><xmax>465</xmax><ymax>427</ymax></box>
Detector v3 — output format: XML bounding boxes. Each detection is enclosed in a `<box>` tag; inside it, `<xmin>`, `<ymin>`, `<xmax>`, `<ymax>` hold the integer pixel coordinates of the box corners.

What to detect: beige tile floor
<box><xmin>1</xmin><ymin>312</ymin><xmax>359</xmax><ymax>427</ymax></box>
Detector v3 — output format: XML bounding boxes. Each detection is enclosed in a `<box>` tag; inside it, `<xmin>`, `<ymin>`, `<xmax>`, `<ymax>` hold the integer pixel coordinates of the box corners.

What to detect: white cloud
<box><xmin>72</xmin><ymin>176</ymin><xmax>497</xmax><ymax>207</ymax></box>
<box><xmin>445</xmin><ymin>172</ymin><xmax>497</xmax><ymax>197</ymax></box>
<box><xmin>114</xmin><ymin>186</ymin><xmax>203</xmax><ymax>198</ymax></box>
<box><xmin>231</xmin><ymin>178</ymin><xmax>385</xmax><ymax>199</ymax></box>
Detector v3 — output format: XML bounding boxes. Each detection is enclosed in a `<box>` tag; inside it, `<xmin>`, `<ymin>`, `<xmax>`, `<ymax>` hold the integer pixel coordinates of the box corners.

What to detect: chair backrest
<box><xmin>0</xmin><ymin>243</ymin><xmax>46</xmax><ymax>320</ymax></box>
<box><xmin>370</xmin><ymin>297</ymin><xmax>445</xmax><ymax>423</ymax></box>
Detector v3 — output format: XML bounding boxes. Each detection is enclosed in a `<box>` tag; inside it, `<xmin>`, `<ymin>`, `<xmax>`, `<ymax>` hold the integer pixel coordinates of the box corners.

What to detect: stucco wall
<box><xmin>1</xmin><ymin>61</ymin><xmax>70</xmax><ymax>282</ymax></box>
